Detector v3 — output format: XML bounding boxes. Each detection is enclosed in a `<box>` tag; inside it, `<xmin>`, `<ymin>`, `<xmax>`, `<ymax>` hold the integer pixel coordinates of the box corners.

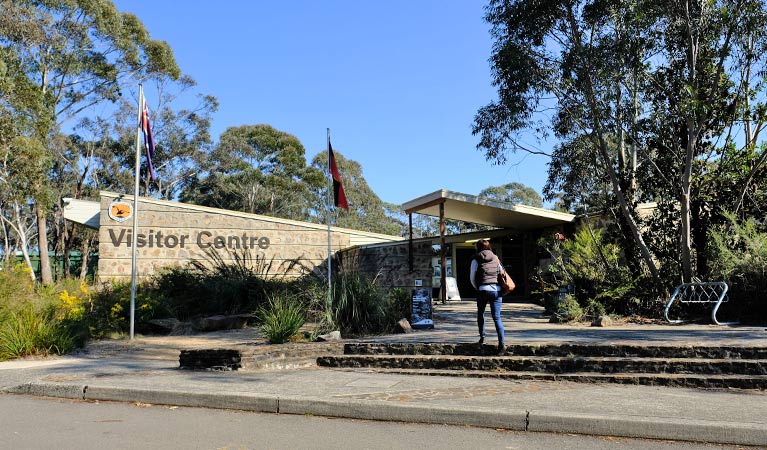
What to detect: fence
<box><xmin>1</xmin><ymin>253</ymin><xmax>98</xmax><ymax>280</ymax></box>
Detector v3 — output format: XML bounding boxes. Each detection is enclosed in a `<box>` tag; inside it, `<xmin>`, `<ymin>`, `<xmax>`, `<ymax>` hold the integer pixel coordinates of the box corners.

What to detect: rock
<box><xmin>194</xmin><ymin>315</ymin><xmax>249</xmax><ymax>332</ymax></box>
<box><xmin>179</xmin><ymin>349</ymin><xmax>242</xmax><ymax>371</ymax></box>
<box><xmin>316</xmin><ymin>331</ymin><xmax>342</xmax><ymax>341</ymax></box>
<box><xmin>591</xmin><ymin>315</ymin><xmax>614</xmax><ymax>327</ymax></box>
<box><xmin>397</xmin><ymin>318</ymin><xmax>413</xmax><ymax>333</ymax></box>
<box><xmin>146</xmin><ymin>318</ymin><xmax>180</xmax><ymax>334</ymax></box>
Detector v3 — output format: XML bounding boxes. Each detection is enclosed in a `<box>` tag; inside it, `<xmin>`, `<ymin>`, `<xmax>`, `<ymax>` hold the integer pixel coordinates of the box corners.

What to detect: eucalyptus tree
<box><xmin>474</xmin><ymin>0</ymin><xmax>664</xmax><ymax>288</ymax></box>
<box><xmin>309</xmin><ymin>149</ymin><xmax>401</xmax><ymax>236</ymax></box>
<box><xmin>474</xmin><ymin>0</ymin><xmax>767</xmax><ymax>289</ymax></box>
<box><xmin>0</xmin><ymin>0</ymin><xmax>180</xmax><ymax>283</ymax></box>
<box><xmin>0</xmin><ymin>45</ymin><xmax>51</xmax><ymax>277</ymax></box>
<box><xmin>479</xmin><ymin>182</ymin><xmax>543</xmax><ymax>207</ymax></box>
<box><xmin>641</xmin><ymin>0</ymin><xmax>767</xmax><ymax>280</ymax></box>
<box><xmin>75</xmin><ymin>76</ymin><xmax>218</xmax><ymax>200</ymax></box>
<box><xmin>182</xmin><ymin>124</ymin><xmax>324</xmax><ymax>221</ymax></box>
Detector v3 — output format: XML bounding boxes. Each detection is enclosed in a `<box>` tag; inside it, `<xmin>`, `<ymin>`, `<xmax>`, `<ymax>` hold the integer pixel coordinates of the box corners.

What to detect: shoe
<box><xmin>478</xmin><ymin>337</ymin><xmax>485</xmax><ymax>345</ymax></box>
<box><xmin>496</xmin><ymin>344</ymin><xmax>506</xmax><ymax>356</ymax></box>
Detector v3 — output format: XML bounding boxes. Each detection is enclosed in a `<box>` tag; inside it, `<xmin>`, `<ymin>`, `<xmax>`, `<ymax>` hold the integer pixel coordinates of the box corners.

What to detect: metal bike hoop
<box><xmin>663</xmin><ymin>282</ymin><xmax>736</xmax><ymax>325</ymax></box>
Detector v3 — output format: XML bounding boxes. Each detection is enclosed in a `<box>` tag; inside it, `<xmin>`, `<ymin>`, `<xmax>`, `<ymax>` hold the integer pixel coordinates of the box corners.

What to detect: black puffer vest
<box><xmin>474</xmin><ymin>250</ymin><xmax>498</xmax><ymax>286</ymax></box>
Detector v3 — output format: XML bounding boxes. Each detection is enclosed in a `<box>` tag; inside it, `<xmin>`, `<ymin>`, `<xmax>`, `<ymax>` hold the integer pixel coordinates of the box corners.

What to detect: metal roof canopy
<box><xmin>402</xmin><ymin>189</ymin><xmax>575</xmax><ymax>230</ymax></box>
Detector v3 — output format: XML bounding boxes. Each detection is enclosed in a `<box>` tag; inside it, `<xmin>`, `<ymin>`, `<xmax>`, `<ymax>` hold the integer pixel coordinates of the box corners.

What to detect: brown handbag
<box><xmin>496</xmin><ymin>258</ymin><xmax>515</xmax><ymax>295</ymax></box>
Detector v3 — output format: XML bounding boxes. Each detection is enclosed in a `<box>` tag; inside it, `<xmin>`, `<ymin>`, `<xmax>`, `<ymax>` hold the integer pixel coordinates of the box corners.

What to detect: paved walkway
<box><xmin>1</xmin><ymin>301</ymin><xmax>766</xmax><ymax>446</ymax></box>
<box><xmin>371</xmin><ymin>301</ymin><xmax>767</xmax><ymax>347</ymax></box>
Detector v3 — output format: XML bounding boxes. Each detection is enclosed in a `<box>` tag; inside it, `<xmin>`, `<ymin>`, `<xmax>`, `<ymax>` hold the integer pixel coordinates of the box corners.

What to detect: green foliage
<box><xmin>326</xmin><ymin>271</ymin><xmax>394</xmax><ymax>336</ymax></box>
<box><xmin>0</xmin><ymin>265</ymin><xmax>78</xmax><ymax>358</ymax></box>
<box><xmin>479</xmin><ymin>182</ymin><xmax>543</xmax><ymax>208</ymax></box>
<box><xmin>476</xmin><ymin>0</ymin><xmax>767</xmax><ymax>287</ymax></box>
<box><xmin>295</xmin><ymin>260</ymin><xmax>400</xmax><ymax>337</ymax></box>
<box><xmin>154</xmin><ymin>248</ymin><xmax>284</xmax><ymax>320</ymax></box>
<box><xmin>87</xmin><ymin>281</ymin><xmax>174</xmax><ymax>337</ymax></box>
<box><xmin>1</xmin><ymin>0</ymin><xmax>182</xmax><ymax>283</ymax></box>
<box><xmin>0</xmin><ymin>306</ymin><xmax>75</xmax><ymax>361</ymax></box>
<box><xmin>541</xmin><ymin>225</ymin><xmax>626</xmax><ymax>290</ymax></box>
<box><xmin>538</xmin><ymin>225</ymin><xmax>658</xmax><ymax>318</ymax></box>
<box><xmin>583</xmin><ymin>299</ymin><xmax>606</xmax><ymax>320</ymax></box>
<box><xmin>182</xmin><ymin>124</ymin><xmax>322</xmax><ymax>221</ymax></box>
<box><xmin>309</xmin><ymin>149</ymin><xmax>402</xmax><ymax>235</ymax></box>
<box><xmin>708</xmin><ymin>213</ymin><xmax>767</xmax><ymax>322</ymax></box>
<box><xmin>550</xmin><ymin>294</ymin><xmax>583</xmax><ymax>323</ymax></box>
<box><xmin>0</xmin><ymin>263</ymin><xmax>38</xmax><ymax>318</ymax></box>
<box><xmin>385</xmin><ymin>288</ymin><xmax>412</xmax><ymax>322</ymax></box>
<box><xmin>257</xmin><ymin>292</ymin><xmax>305</xmax><ymax>344</ymax></box>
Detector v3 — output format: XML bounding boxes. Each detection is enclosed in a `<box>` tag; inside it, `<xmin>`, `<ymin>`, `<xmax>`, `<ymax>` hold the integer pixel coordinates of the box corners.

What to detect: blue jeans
<box><xmin>476</xmin><ymin>289</ymin><xmax>505</xmax><ymax>345</ymax></box>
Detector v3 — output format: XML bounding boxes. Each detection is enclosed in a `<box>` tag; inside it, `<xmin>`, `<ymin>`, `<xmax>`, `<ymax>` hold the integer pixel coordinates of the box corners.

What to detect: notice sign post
<box><xmin>410</xmin><ymin>288</ymin><xmax>434</xmax><ymax>329</ymax></box>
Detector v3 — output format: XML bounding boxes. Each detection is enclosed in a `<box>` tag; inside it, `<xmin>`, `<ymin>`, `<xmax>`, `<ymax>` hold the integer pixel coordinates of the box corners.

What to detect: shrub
<box><xmin>583</xmin><ymin>299</ymin><xmax>607</xmax><ymax>320</ymax></box>
<box><xmin>88</xmin><ymin>281</ymin><xmax>174</xmax><ymax>337</ymax></box>
<box><xmin>257</xmin><ymin>292</ymin><xmax>305</xmax><ymax>344</ymax></box>
<box><xmin>386</xmin><ymin>288</ymin><xmax>411</xmax><ymax>321</ymax></box>
<box><xmin>0</xmin><ymin>263</ymin><xmax>39</xmax><ymax>320</ymax></box>
<box><xmin>153</xmin><ymin>248</ymin><xmax>296</xmax><ymax>319</ymax></box>
<box><xmin>538</xmin><ymin>225</ymin><xmax>659</xmax><ymax>318</ymax></box>
<box><xmin>709</xmin><ymin>212</ymin><xmax>767</xmax><ymax>323</ymax></box>
<box><xmin>0</xmin><ymin>306</ymin><xmax>75</xmax><ymax>360</ymax></box>
<box><xmin>550</xmin><ymin>294</ymin><xmax>583</xmax><ymax>323</ymax></box>
<box><xmin>327</xmin><ymin>271</ymin><xmax>390</xmax><ymax>336</ymax></box>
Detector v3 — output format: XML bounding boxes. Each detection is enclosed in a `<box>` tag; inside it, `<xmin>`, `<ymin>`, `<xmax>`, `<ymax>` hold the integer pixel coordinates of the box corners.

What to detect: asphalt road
<box><xmin>0</xmin><ymin>394</ymin><xmax>754</xmax><ymax>450</ymax></box>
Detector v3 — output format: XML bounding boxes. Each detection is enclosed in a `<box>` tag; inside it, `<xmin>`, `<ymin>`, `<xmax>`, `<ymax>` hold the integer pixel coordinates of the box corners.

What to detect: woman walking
<box><xmin>469</xmin><ymin>239</ymin><xmax>506</xmax><ymax>355</ymax></box>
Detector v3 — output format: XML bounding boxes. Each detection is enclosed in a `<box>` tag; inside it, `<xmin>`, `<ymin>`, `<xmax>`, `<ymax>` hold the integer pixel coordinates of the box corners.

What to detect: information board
<box><xmin>410</xmin><ymin>288</ymin><xmax>434</xmax><ymax>329</ymax></box>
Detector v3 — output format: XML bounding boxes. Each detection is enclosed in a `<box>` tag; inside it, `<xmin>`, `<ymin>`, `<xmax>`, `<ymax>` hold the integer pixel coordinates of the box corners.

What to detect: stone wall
<box><xmin>98</xmin><ymin>195</ymin><xmax>353</xmax><ymax>282</ymax></box>
<box><xmin>339</xmin><ymin>240</ymin><xmax>434</xmax><ymax>293</ymax></box>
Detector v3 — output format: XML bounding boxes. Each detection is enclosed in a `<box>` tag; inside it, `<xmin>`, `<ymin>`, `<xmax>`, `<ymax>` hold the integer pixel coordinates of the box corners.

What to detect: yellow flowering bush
<box><xmin>0</xmin><ymin>264</ymin><xmax>79</xmax><ymax>360</ymax></box>
<box><xmin>57</xmin><ymin>281</ymin><xmax>91</xmax><ymax>322</ymax></box>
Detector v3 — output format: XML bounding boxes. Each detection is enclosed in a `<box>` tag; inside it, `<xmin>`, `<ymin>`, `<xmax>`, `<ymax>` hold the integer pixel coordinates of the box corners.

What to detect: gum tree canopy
<box><xmin>474</xmin><ymin>0</ymin><xmax>767</xmax><ymax>289</ymax></box>
<box><xmin>0</xmin><ymin>0</ymin><xmax>180</xmax><ymax>283</ymax></box>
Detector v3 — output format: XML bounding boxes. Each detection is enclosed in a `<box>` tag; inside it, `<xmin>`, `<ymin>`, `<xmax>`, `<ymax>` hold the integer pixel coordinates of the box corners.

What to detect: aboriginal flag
<box><xmin>328</xmin><ymin>142</ymin><xmax>348</xmax><ymax>210</ymax></box>
<box><xmin>140</xmin><ymin>96</ymin><xmax>156</xmax><ymax>181</ymax></box>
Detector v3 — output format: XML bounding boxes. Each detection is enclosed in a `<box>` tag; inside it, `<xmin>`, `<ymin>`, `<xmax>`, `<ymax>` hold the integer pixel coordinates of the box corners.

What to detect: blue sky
<box><xmin>113</xmin><ymin>0</ymin><xmax>551</xmax><ymax>206</ymax></box>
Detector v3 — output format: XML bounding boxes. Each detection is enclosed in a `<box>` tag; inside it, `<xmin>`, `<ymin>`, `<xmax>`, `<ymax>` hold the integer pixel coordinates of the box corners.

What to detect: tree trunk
<box><xmin>679</xmin><ymin>122</ymin><xmax>697</xmax><ymax>283</ymax></box>
<box><xmin>35</xmin><ymin>202</ymin><xmax>53</xmax><ymax>284</ymax></box>
<box><xmin>11</xmin><ymin>203</ymin><xmax>35</xmax><ymax>281</ymax></box>
<box><xmin>63</xmin><ymin>220</ymin><xmax>80</xmax><ymax>278</ymax></box>
<box><xmin>79</xmin><ymin>235</ymin><xmax>92</xmax><ymax>280</ymax></box>
<box><xmin>1</xmin><ymin>215</ymin><xmax>10</xmax><ymax>266</ymax></box>
<box><xmin>565</xmin><ymin>8</ymin><xmax>666</xmax><ymax>295</ymax></box>
<box><xmin>691</xmin><ymin>198</ymin><xmax>709</xmax><ymax>278</ymax></box>
<box><xmin>597</xmin><ymin>134</ymin><xmax>666</xmax><ymax>293</ymax></box>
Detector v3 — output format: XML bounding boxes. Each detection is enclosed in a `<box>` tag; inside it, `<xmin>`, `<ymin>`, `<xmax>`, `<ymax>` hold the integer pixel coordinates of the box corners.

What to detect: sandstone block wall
<box><xmin>98</xmin><ymin>195</ymin><xmax>351</xmax><ymax>282</ymax></box>
<box><xmin>339</xmin><ymin>240</ymin><xmax>434</xmax><ymax>293</ymax></box>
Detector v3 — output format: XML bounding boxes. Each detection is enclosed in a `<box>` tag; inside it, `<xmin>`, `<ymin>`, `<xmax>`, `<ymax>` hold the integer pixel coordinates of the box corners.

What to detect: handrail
<box><xmin>663</xmin><ymin>282</ymin><xmax>735</xmax><ymax>325</ymax></box>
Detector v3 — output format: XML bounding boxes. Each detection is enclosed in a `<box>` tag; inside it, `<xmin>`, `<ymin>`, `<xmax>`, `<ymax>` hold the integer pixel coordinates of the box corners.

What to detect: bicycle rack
<box><xmin>663</xmin><ymin>282</ymin><xmax>735</xmax><ymax>325</ymax></box>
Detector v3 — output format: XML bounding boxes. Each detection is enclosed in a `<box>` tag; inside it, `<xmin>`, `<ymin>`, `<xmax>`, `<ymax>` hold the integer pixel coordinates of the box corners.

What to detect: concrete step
<box><xmin>316</xmin><ymin>354</ymin><xmax>767</xmax><ymax>376</ymax></box>
<box><xmin>332</xmin><ymin>367</ymin><xmax>767</xmax><ymax>390</ymax></box>
<box><xmin>344</xmin><ymin>343</ymin><xmax>767</xmax><ymax>359</ymax></box>
<box><xmin>180</xmin><ymin>342</ymin><xmax>344</xmax><ymax>371</ymax></box>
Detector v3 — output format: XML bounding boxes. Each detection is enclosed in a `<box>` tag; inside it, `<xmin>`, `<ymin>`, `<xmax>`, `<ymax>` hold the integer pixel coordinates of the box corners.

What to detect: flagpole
<box><xmin>129</xmin><ymin>84</ymin><xmax>143</xmax><ymax>340</ymax></box>
<box><xmin>326</xmin><ymin>128</ymin><xmax>332</xmax><ymax>306</ymax></box>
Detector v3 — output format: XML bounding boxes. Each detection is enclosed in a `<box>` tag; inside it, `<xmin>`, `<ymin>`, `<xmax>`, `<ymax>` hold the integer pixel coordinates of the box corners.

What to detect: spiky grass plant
<box><xmin>0</xmin><ymin>306</ymin><xmax>75</xmax><ymax>361</ymax></box>
<box><xmin>257</xmin><ymin>292</ymin><xmax>305</xmax><ymax>344</ymax></box>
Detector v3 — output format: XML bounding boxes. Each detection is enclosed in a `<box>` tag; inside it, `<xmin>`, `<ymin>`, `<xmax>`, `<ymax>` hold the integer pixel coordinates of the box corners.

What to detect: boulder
<box><xmin>195</xmin><ymin>315</ymin><xmax>249</xmax><ymax>332</ymax></box>
<box><xmin>316</xmin><ymin>331</ymin><xmax>342</xmax><ymax>341</ymax></box>
<box><xmin>397</xmin><ymin>318</ymin><xmax>413</xmax><ymax>333</ymax></box>
<box><xmin>146</xmin><ymin>318</ymin><xmax>180</xmax><ymax>334</ymax></box>
<box><xmin>591</xmin><ymin>315</ymin><xmax>614</xmax><ymax>327</ymax></box>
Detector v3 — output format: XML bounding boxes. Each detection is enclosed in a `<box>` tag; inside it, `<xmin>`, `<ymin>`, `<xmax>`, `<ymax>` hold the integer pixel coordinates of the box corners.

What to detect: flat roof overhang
<box><xmin>62</xmin><ymin>197</ymin><xmax>101</xmax><ymax>230</ymax></box>
<box><xmin>401</xmin><ymin>189</ymin><xmax>575</xmax><ymax>230</ymax></box>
